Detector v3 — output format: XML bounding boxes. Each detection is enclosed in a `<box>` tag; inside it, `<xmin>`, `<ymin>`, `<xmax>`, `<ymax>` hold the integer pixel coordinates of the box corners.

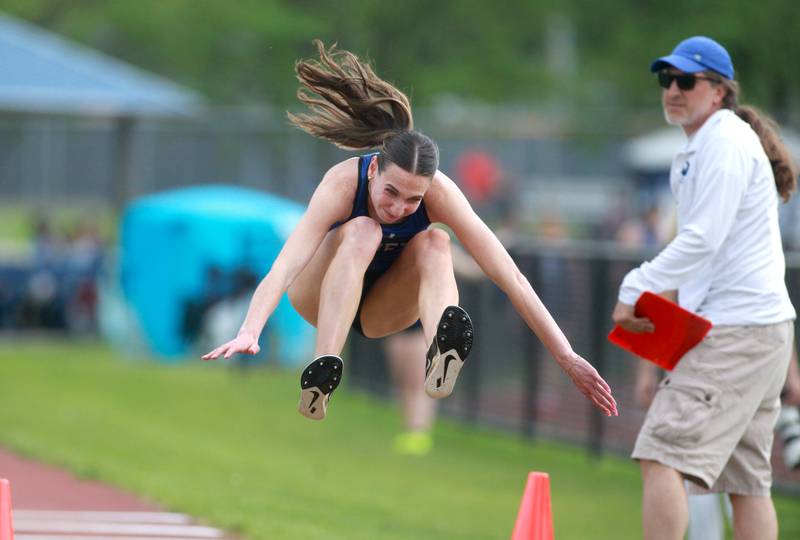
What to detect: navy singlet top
<box><xmin>333</xmin><ymin>153</ymin><xmax>431</xmax><ymax>273</ymax></box>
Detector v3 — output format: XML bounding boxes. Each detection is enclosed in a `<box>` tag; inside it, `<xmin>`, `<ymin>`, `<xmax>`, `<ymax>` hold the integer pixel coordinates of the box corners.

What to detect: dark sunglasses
<box><xmin>657</xmin><ymin>71</ymin><xmax>718</xmax><ymax>91</ymax></box>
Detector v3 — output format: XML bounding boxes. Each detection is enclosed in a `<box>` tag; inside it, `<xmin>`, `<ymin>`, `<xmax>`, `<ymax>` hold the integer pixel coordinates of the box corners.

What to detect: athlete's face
<box><xmin>661</xmin><ymin>68</ymin><xmax>724</xmax><ymax>136</ymax></box>
<box><xmin>367</xmin><ymin>157</ymin><xmax>430</xmax><ymax>224</ymax></box>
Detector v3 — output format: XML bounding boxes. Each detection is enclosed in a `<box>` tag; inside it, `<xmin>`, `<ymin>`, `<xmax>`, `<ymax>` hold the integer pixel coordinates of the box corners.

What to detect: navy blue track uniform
<box><xmin>332</xmin><ymin>153</ymin><xmax>430</xmax><ymax>335</ymax></box>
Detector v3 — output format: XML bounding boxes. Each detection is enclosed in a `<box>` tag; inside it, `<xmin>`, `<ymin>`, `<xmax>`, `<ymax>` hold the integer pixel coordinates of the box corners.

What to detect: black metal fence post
<box><xmin>459</xmin><ymin>277</ymin><xmax>483</xmax><ymax>424</ymax></box>
<box><xmin>588</xmin><ymin>256</ymin><xmax>610</xmax><ymax>458</ymax></box>
<box><xmin>521</xmin><ymin>252</ymin><xmax>544</xmax><ymax>439</ymax></box>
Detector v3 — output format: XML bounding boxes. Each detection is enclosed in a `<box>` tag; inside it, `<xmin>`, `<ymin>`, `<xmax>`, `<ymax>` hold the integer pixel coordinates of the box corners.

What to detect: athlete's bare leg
<box><xmin>360</xmin><ymin>229</ymin><xmax>471</xmax><ymax>399</ymax></box>
<box><xmin>359</xmin><ymin>228</ymin><xmax>458</xmax><ymax>343</ymax></box>
<box><xmin>288</xmin><ymin>216</ymin><xmax>382</xmax><ymax>355</ymax></box>
<box><xmin>290</xmin><ymin>217</ymin><xmax>382</xmax><ymax>420</ymax></box>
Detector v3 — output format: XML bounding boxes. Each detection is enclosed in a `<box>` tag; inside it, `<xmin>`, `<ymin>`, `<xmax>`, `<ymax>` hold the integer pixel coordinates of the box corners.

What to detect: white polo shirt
<box><xmin>619</xmin><ymin>109</ymin><xmax>796</xmax><ymax>325</ymax></box>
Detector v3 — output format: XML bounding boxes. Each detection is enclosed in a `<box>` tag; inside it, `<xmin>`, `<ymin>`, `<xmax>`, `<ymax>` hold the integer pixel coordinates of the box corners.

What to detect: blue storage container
<box><xmin>119</xmin><ymin>185</ymin><xmax>314</xmax><ymax>364</ymax></box>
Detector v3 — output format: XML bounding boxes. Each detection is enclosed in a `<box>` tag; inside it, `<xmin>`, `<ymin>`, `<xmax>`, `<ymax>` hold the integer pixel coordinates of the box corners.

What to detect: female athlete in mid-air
<box><xmin>203</xmin><ymin>40</ymin><xmax>617</xmax><ymax>421</ymax></box>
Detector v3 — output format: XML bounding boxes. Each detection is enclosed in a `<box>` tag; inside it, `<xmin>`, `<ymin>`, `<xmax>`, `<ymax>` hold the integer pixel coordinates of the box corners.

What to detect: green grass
<box><xmin>0</xmin><ymin>203</ymin><xmax>117</xmax><ymax>247</ymax></box>
<box><xmin>0</xmin><ymin>340</ymin><xmax>797</xmax><ymax>539</ymax></box>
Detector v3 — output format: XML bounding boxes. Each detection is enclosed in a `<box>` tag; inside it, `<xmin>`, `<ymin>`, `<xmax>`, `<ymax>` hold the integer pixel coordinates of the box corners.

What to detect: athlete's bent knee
<box><xmin>338</xmin><ymin>216</ymin><xmax>382</xmax><ymax>258</ymax></box>
<box><xmin>411</xmin><ymin>229</ymin><xmax>452</xmax><ymax>269</ymax></box>
<box><xmin>417</xmin><ymin>228</ymin><xmax>451</xmax><ymax>255</ymax></box>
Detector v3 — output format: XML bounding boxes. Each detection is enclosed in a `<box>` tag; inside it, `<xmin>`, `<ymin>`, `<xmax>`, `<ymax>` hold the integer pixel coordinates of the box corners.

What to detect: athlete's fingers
<box><xmin>202</xmin><ymin>346</ymin><xmax>224</xmax><ymax>360</ymax></box>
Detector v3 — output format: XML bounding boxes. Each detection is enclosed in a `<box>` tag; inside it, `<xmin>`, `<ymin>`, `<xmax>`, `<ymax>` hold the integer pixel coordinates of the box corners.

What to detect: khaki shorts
<box><xmin>632</xmin><ymin>320</ymin><xmax>794</xmax><ymax>496</ymax></box>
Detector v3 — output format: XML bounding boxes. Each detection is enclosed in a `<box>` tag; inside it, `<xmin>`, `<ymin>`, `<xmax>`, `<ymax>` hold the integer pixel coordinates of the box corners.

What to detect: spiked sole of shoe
<box><xmin>424</xmin><ymin>306</ymin><xmax>473</xmax><ymax>399</ymax></box>
<box><xmin>298</xmin><ymin>355</ymin><xmax>343</xmax><ymax>420</ymax></box>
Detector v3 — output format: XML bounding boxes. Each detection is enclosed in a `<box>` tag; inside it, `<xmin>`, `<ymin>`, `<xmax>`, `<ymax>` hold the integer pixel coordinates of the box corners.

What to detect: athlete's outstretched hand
<box><xmin>563</xmin><ymin>353</ymin><xmax>618</xmax><ymax>416</ymax></box>
<box><xmin>202</xmin><ymin>331</ymin><xmax>260</xmax><ymax>360</ymax></box>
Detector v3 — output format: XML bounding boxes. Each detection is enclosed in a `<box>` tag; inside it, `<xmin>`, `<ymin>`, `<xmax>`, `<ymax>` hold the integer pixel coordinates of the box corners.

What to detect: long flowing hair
<box><xmin>288</xmin><ymin>40</ymin><xmax>438</xmax><ymax>177</ymax></box>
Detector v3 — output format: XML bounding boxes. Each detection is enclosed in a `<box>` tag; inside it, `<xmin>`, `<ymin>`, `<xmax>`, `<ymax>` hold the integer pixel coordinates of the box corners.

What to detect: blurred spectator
<box><xmin>66</xmin><ymin>221</ymin><xmax>104</xmax><ymax>333</ymax></box>
<box><xmin>19</xmin><ymin>269</ymin><xmax>60</xmax><ymax>328</ymax></box>
<box><xmin>21</xmin><ymin>215</ymin><xmax>63</xmax><ymax>328</ymax></box>
<box><xmin>534</xmin><ymin>212</ymin><xmax>570</xmax><ymax>320</ymax></box>
<box><xmin>207</xmin><ymin>269</ymin><xmax>260</xmax><ymax>368</ymax></box>
<box><xmin>3</xmin><ymin>214</ymin><xmax>106</xmax><ymax>333</ymax></box>
<box><xmin>68</xmin><ymin>221</ymin><xmax>104</xmax><ymax>273</ymax></box>
<box><xmin>384</xmin><ymin>239</ymin><xmax>484</xmax><ymax>456</ymax></box>
<box><xmin>455</xmin><ymin>149</ymin><xmax>502</xmax><ymax>206</ymax></box>
<box><xmin>182</xmin><ymin>265</ymin><xmax>226</xmax><ymax>344</ymax></box>
<box><xmin>614</xmin><ymin>206</ymin><xmax>661</xmax><ymax>249</ymax></box>
<box><xmin>32</xmin><ymin>215</ymin><xmax>64</xmax><ymax>269</ymax></box>
<box><xmin>384</xmin><ymin>325</ymin><xmax>434</xmax><ymax>455</ymax></box>
<box><xmin>192</xmin><ymin>267</ymin><xmax>259</xmax><ymax>363</ymax></box>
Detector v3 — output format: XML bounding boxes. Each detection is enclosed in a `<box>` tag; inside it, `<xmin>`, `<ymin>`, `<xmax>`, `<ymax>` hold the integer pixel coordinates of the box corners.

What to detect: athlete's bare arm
<box><xmin>202</xmin><ymin>158</ymin><xmax>358</xmax><ymax>360</ymax></box>
<box><xmin>424</xmin><ymin>171</ymin><xmax>618</xmax><ymax>416</ymax></box>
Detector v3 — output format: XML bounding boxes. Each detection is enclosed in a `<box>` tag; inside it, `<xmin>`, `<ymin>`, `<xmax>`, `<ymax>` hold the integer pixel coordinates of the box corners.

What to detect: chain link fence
<box><xmin>348</xmin><ymin>241</ymin><xmax>800</xmax><ymax>493</ymax></box>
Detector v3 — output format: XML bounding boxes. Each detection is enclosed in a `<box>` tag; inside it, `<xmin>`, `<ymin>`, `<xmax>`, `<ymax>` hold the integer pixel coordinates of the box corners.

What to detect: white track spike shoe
<box><xmin>424</xmin><ymin>306</ymin><xmax>474</xmax><ymax>399</ymax></box>
<box><xmin>298</xmin><ymin>355</ymin><xmax>343</xmax><ymax>420</ymax></box>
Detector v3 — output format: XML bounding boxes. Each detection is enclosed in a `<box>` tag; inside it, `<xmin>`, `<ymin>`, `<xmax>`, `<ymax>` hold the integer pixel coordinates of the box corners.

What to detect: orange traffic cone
<box><xmin>0</xmin><ymin>478</ymin><xmax>13</xmax><ymax>540</ymax></box>
<box><xmin>511</xmin><ymin>472</ymin><xmax>553</xmax><ymax>540</ymax></box>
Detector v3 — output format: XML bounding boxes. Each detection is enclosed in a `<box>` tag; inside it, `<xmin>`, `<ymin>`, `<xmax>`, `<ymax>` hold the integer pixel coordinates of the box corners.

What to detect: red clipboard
<box><xmin>608</xmin><ymin>291</ymin><xmax>712</xmax><ymax>371</ymax></box>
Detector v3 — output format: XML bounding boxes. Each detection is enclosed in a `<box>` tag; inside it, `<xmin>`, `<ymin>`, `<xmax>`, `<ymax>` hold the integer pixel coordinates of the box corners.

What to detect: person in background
<box><xmin>383</xmin><ymin>324</ymin><xmax>433</xmax><ymax>455</ymax></box>
<box><xmin>612</xmin><ymin>36</ymin><xmax>797</xmax><ymax>540</ymax></box>
<box><xmin>385</xmin><ymin>240</ymin><xmax>484</xmax><ymax>455</ymax></box>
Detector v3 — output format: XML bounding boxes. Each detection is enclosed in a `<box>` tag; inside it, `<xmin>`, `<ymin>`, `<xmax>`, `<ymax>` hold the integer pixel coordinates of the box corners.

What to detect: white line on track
<box><xmin>13</xmin><ymin>510</ymin><xmax>192</xmax><ymax>524</ymax></box>
<box><xmin>12</xmin><ymin>509</ymin><xmax>233</xmax><ymax>539</ymax></box>
<box><xmin>16</xmin><ymin>536</ymin><xmax>215</xmax><ymax>540</ymax></box>
<box><xmin>13</xmin><ymin>519</ymin><xmax>224</xmax><ymax>537</ymax></box>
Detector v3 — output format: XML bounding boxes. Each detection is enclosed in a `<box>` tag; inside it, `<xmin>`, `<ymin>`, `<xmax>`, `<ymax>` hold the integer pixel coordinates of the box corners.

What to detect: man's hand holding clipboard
<box><xmin>609</xmin><ymin>292</ymin><xmax>712</xmax><ymax>371</ymax></box>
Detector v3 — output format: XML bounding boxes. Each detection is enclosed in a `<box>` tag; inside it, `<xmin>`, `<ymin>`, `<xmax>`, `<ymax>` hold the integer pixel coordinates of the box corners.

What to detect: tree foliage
<box><xmin>2</xmin><ymin>0</ymin><xmax>798</xmax><ymax>119</ymax></box>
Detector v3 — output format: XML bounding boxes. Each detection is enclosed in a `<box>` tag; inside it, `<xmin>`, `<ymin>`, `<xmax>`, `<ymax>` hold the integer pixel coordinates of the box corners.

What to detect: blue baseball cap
<box><xmin>650</xmin><ymin>36</ymin><xmax>734</xmax><ymax>80</ymax></box>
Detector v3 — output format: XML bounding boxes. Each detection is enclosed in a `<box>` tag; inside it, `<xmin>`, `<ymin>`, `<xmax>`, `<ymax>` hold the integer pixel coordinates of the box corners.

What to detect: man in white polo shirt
<box><xmin>612</xmin><ymin>36</ymin><xmax>798</xmax><ymax>540</ymax></box>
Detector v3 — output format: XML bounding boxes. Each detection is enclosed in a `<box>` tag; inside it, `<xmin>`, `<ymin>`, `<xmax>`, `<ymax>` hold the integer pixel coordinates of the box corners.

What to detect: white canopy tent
<box><xmin>624</xmin><ymin>125</ymin><xmax>800</xmax><ymax>173</ymax></box>
<box><xmin>623</xmin><ymin>124</ymin><xmax>800</xmax><ymax>249</ymax></box>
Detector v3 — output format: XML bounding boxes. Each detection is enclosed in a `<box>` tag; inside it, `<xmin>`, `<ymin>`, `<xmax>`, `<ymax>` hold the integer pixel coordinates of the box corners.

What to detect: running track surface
<box><xmin>0</xmin><ymin>447</ymin><xmax>237</xmax><ymax>540</ymax></box>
